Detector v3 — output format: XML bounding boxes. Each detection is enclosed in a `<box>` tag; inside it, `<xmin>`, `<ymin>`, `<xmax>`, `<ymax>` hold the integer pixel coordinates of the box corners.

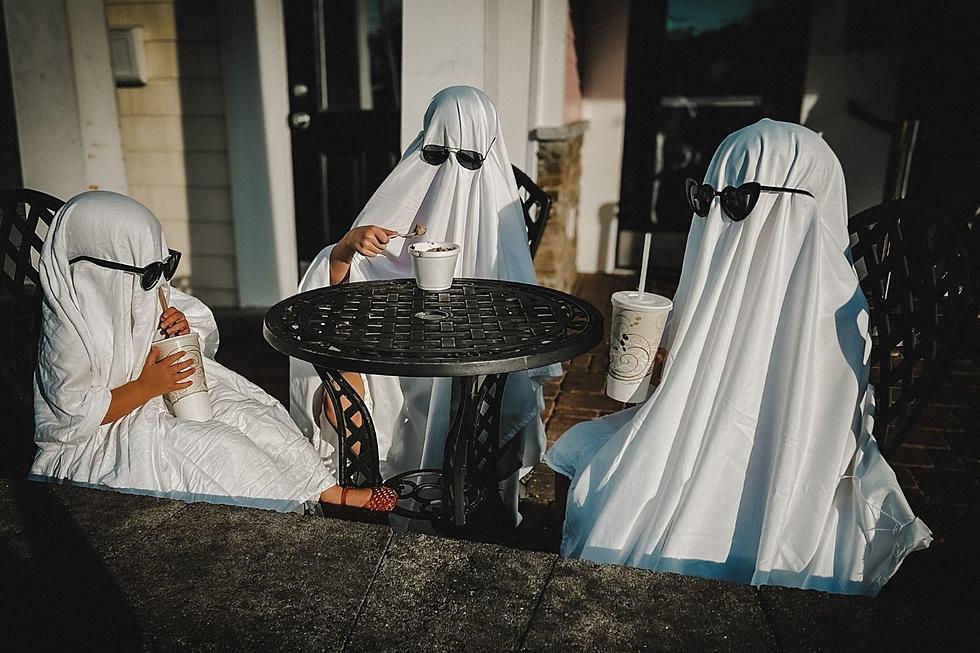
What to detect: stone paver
<box><xmin>522</xmin><ymin>558</ymin><xmax>776</xmax><ymax>652</ymax></box>
<box><xmin>110</xmin><ymin>501</ymin><xmax>391</xmax><ymax>651</ymax></box>
<box><xmin>348</xmin><ymin>532</ymin><xmax>554</xmax><ymax>653</ymax></box>
<box><xmin>0</xmin><ymin>480</ymin><xmax>186</xmax><ymax>648</ymax></box>
<box><xmin>759</xmin><ymin>584</ymin><xmax>973</xmax><ymax>651</ymax></box>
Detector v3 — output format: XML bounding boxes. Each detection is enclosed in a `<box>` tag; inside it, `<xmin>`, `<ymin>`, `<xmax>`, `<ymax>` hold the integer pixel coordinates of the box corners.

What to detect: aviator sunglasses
<box><xmin>69</xmin><ymin>249</ymin><xmax>182</xmax><ymax>291</ymax></box>
<box><xmin>686</xmin><ymin>178</ymin><xmax>814</xmax><ymax>222</ymax></box>
<box><xmin>420</xmin><ymin>136</ymin><xmax>496</xmax><ymax>170</ymax></box>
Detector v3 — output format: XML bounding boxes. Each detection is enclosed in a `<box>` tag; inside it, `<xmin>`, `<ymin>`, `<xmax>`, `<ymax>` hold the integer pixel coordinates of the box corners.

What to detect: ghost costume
<box><xmin>31</xmin><ymin>191</ymin><xmax>333</xmax><ymax>513</ymax></box>
<box><xmin>546</xmin><ymin>120</ymin><xmax>931</xmax><ymax>596</ymax></box>
<box><xmin>289</xmin><ymin>86</ymin><xmax>559</xmax><ymax>522</ymax></box>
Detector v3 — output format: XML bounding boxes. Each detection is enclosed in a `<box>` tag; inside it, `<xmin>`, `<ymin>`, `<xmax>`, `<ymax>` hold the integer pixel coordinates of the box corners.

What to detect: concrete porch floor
<box><xmin>2</xmin><ymin>273</ymin><xmax>978</xmax><ymax>650</ymax></box>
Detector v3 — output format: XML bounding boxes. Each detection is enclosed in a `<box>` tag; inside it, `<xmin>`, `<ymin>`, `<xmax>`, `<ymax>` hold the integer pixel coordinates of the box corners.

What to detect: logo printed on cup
<box><xmin>609</xmin><ymin>311</ymin><xmax>667</xmax><ymax>382</ymax></box>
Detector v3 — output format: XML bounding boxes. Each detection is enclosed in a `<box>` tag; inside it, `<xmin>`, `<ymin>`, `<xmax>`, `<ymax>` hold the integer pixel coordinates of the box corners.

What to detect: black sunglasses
<box><xmin>685</xmin><ymin>178</ymin><xmax>814</xmax><ymax>222</ymax></box>
<box><xmin>69</xmin><ymin>249</ymin><xmax>182</xmax><ymax>291</ymax></box>
<box><xmin>420</xmin><ymin>136</ymin><xmax>496</xmax><ymax>170</ymax></box>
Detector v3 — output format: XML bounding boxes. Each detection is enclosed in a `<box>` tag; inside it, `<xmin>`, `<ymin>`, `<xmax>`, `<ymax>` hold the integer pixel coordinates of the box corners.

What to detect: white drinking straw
<box><xmin>637</xmin><ymin>232</ymin><xmax>652</xmax><ymax>297</ymax></box>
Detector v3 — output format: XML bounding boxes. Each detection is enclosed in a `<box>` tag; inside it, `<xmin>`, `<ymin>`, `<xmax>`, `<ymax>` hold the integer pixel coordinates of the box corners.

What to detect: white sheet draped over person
<box><xmin>289</xmin><ymin>86</ymin><xmax>560</xmax><ymax>523</ymax></box>
<box><xmin>545</xmin><ymin>119</ymin><xmax>932</xmax><ymax>596</ymax></box>
<box><xmin>31</xmin><ymin>191</ymin><xmax>334</xmax><ymax>513</ymax></box>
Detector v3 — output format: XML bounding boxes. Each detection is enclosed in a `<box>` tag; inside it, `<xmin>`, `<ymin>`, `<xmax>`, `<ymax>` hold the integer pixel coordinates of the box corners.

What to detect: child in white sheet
<box><xmin>289</xmin><ymin>86</ymin><xmax>562</xmax><ymax>524</ymax></box>
<box><xmin>31</xmin><ymin>191</ymin><xmax>396</xmax><ymax>513</ymax></box>
<box><xmin>546</xmin><ymin>120</ymin><xmax>931</xmax><ymax>596</ymax></box>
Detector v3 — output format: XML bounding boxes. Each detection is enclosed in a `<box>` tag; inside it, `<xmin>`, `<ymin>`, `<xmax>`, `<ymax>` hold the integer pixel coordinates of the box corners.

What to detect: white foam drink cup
<box><xmin>154</xmin><ymin>332</ymin><xmax>213</xmax><ymax>421</ymax></box>
<box><xmin>410</xmin><ymin>242</ymin><xmax>460</xmax><ymax>291</ymax></box>
<box><xmin>607</xmin><ymin>291</ymin><xmax>673</xmax><ymax>403</ymax></box>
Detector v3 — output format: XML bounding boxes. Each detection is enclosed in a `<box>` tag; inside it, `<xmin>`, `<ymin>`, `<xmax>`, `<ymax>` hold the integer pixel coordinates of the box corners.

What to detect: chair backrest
<box><xmin>0</xmin><ymin>189</ymin><xmax>64</xmax><ymax>406</ymax></box>
<box><xmin>1</xmin><ymin>189</ymin><xmax>64</xmax><ymax>295</ymax></box>
<box><xmin>848</xmin><ymin>199</ymin><xmax>974</xmax><ymax>454</ymax></box>
<box><xmin>512</xmin><ymin>165</ymin><xmax>552</xmax><ymax>259</ymax></box>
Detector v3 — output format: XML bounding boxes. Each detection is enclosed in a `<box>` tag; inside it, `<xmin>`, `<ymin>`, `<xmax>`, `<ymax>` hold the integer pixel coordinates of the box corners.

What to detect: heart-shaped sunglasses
<box><xmin>686</xmin><ymin>178</ymin><xmax>814</xmax><ymax>222</ymax></box>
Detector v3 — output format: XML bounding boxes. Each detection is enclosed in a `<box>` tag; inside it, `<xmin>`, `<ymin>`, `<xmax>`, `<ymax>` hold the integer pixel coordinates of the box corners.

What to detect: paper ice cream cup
<box><xmin>410</xmin><ymin>242</ymin><xmax>460</xmax><ymax>291</ymax></box>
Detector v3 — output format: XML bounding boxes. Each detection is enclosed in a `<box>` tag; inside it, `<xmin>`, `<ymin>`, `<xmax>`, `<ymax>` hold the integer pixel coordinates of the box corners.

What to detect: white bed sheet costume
<box><xmin>289</xmin><ymin>86</ymin><xmax>560</xmax><ymax>523</ymax></box>
<box><xmin>31</xmin><ymin>191</ymin><xmax>333</xmax><ymax>513</ymax></box>
<box><xmin>546</xmin><ymin>120</ymin><xmax>931</xmax><ymax>596</ymax></box>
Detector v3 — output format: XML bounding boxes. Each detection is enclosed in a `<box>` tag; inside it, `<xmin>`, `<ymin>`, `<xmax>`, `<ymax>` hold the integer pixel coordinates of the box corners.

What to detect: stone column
<box><xmin>530</xmin><ymin>121</ymin><xmax>587</xmax><ymax>294</ymax></box>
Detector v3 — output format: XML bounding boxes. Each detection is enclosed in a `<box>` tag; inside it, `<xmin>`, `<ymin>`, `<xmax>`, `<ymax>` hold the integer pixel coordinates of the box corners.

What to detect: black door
<box><xmin>284</xmin><ymin>0</ymin><xmax>403</xmax><ymax>270</ymax></box>
<box><xmin>614</xmin><ymin>0</ymin><xmax>813</xmax><ymax>268</ymax></box>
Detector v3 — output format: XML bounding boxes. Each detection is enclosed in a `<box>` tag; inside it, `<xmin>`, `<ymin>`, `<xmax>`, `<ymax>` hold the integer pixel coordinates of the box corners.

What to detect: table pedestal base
<box><xmin>386</xmin><ymin>468</ymin><xmax>485</xmax><ymax>521</ymax></box>
<box><xmin>317</xmin><ymin>367</ymin><xmax>509</xmax><ymax>527</ymax></box>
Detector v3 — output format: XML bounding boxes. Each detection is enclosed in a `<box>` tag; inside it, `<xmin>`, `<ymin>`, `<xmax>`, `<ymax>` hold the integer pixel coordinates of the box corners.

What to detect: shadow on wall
<box><xmin>173</xmin><ymin>0</ymin><xmax>238</xmax><ymax>307</ymax></box>
<box><xmin>598</xmin><ymin>202</ymin><xmax>617</xmax><ymax>273</ymax></box>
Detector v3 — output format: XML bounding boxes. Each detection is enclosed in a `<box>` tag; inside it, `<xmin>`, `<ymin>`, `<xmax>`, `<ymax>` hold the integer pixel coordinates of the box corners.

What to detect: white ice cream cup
<box><xmin>607</xmin><ymin>291</ymin><xmax>673</xmax><ymax>403</ymax></box>
<box><xmin>154</xmin><ymin>332</ymin><xmax>213</xmax><ymax>421</ymax></box>
<box><xmin>410</xmin><ymin>242</ymin><xmax>460</xmax><ymax>291</ymax></box>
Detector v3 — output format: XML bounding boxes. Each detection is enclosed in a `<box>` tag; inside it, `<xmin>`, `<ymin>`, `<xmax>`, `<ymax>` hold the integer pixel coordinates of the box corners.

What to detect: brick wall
<box><xmin>531</xmin><ymin>122</ymin><xmax>587</xmax><ymax>293</ymax></box>
<box><xmin>106</xmin><ymin>0</ymin><xmax>238</xmax><ymax>306</ymax></box>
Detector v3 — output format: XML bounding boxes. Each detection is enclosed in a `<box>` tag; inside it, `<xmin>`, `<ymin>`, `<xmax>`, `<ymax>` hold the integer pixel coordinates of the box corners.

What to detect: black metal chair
<box><xmin>512</xmin><ymin>165</ymin><xmax>552</xmax><ymax>259</ymax></box>
<box><xmin>848</xmin><ymin>199</ymin><xmax>974</xmax><ymax>454</ymax></box>
<box><xmin>0</xmin><ymin>189</ymin><xmax>64</xmax><ymax>408</ymax></box>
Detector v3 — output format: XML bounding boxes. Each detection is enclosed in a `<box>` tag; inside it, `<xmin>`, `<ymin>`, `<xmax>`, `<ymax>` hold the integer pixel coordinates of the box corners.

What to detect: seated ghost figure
<box><xmin>32</xmin><ymin>191</ymin><xmax>395</xmax><ymax>513</ymax></box>
<box><xmin>546</xmin><ymin>119</ymin><xmax>932</xmax><ymax>596</ymax></box>
<box><xmin>289</xmin><ymin>86</ymin><xmax>561</xmax><ymax>524</ymax></box>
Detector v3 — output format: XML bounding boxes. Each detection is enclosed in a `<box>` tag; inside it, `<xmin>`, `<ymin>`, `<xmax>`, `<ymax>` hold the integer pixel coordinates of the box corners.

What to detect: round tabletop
<box><xmin>264</xmin><ymin>278</ymin><xmax>603</xmax><ymax>377</ymax></box>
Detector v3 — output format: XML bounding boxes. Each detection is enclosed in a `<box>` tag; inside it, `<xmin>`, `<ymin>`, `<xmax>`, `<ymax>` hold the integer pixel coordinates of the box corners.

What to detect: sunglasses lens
<box><xmin>164</xmin><ymin>252</ymin><xmax>180</xmax><ymax>280</ymax></box>
<box><xmin>455</xmin><ymin>150</ymin><xmax>484</xmax><ymax>170</ymax></box>
<box><xmin>685</xmin><ymin>179</ymin><xmax>711</xmax><ymax>217</ymax></box>
<box><xmin>421</xmin><ymin>146</ymin><xmax>450</xmax><ymax>166</ymax></box>
<box><xmin>141</xmin><ymin>262</ymin><xmax>163</xmax><ymax>291</ymax></box>
<box><xmin>720</xmin><ymin>188</ymin><xmax>744</xmax><ymax>221</ymax></box>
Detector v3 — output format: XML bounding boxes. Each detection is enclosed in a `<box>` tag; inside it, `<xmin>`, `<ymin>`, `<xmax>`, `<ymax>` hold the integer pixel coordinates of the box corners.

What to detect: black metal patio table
<box><xmin>263</xmin><ymin>278</ymin><xmax>603</xmax><ymax>526</ymax></box>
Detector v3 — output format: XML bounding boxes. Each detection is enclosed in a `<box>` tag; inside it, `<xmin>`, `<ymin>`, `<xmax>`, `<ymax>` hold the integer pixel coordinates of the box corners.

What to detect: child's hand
<box><xmin>652</xmin><ymin>347</ymin><xmax>668</xmax><ymax>386</ymax></box>
<box><xmin>138</xmin><ymin>346</ymin><xmax>195</xmax><ymax>397</ymax></box>
<box><xmin>160</xmin><ymin>308</ymin><xmax>190</xmax><ymax>337</ymax></box>
<box><xmin>335</xmin><ymin>225</ymin><xmax>399</xmax><ymax>262</ymax></box>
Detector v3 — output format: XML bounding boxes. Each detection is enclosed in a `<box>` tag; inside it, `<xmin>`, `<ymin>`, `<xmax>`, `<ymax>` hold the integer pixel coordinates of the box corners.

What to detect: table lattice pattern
<box><xmin>264</xmin><ymin>278</ymin><xmax>602</xmax><ymax>376</ymax></box>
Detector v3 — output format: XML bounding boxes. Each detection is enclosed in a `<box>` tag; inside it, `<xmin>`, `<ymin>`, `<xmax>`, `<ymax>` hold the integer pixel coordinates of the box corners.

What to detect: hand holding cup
<box><xmin>159</xmin><ymin>307</ymin><xmax>190</xmax><ymax>337</ymax></box>
<box><xmin>139</xmin><ymin>346</ymin><xmax>195</xmax><ymax>396</ymax></box>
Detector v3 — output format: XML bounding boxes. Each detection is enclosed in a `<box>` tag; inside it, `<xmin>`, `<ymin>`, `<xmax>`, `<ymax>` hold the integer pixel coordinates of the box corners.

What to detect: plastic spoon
<box><xmin>393</xmin><ymin>224</ymin><xmax>427</xmax><ymax>238</ymax></box>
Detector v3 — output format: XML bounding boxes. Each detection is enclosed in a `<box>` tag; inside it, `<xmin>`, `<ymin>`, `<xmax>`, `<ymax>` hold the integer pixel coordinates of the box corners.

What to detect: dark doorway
<box><xmin>617</xmin><ymin>0</ymin><xmax>813</xmax><ymax>269</ymax></box>
<box><xmin>894</xmin><ymin>1</ymin><xmax>980</xmax><ymax>235</ymax></box>
<box><xmin>283</xmin><ymin>0</ymin><xmax>402</xmax><ymax>271</ymax></box>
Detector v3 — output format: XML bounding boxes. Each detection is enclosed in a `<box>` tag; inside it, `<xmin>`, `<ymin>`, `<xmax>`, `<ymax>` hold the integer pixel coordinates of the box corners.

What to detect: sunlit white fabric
<box><xmin>546</xmin><ymin>119</ymin><xmax>931</xmax><ymax>595</ymax></box>
<box><xmin>31</xmin><ymin>191</ymin><xmax>332</xmax><ymax>513</ymax></box>
<box><xmin>289</xmin><ymin>86</ymin><xmax>559</xmax><ymax>522</ymax></box>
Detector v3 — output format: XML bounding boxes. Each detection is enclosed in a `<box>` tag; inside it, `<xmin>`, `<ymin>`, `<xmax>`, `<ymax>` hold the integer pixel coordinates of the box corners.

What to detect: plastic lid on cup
<box><xmin>611</xmin><ymin>290</ymin><xmax>672</xmax><ymax>310</ymax></box>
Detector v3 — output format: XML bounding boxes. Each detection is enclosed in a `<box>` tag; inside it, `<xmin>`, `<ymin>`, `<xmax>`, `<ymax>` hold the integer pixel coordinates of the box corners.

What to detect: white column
<box><xmin>528</xmin><ymin>0</ymin><xmax>567</xmax><ymax>130</ymax></box>
<box><xmin>400</xmin><ymin>0</ymin><xmax>487</xmax><ymax>150</ymax></box>
<box><xmin>486</xmin><ymin>0</ymin><xmax>534</xmax><ymax>173</ymax></box>
<box><xmin>220</xmin><ymin>0</ymin><xmax>298</xmax><ymax>306</ymax></box>
<box><xmin>4</xmin><ymin>0</ymin><xmax>126</xmax><ymax>198</ymax></box>
<box><xmin>65</xmin><ymin>0</ymin><xmax>127</xmax><ymax>193</ymax></box>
